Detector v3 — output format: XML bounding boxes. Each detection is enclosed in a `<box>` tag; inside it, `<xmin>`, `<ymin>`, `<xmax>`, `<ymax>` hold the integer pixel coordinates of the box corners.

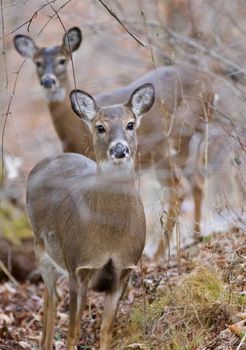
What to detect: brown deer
<box><xmin>26</xmin><ymin>83</ymin><xmax>155</xmax><ymax>350</ymax></box>
<box><xmin>14</xmin><ymin>27</ymin><xmax>213</xmax><ymax>252</ymax></box>
<box><xmin>14</xmin><ymin>27</ymin><xmax>93</xmax><ymax>157</ymax></box>
<box><xmin>95</xmin><ymin>67</ymin><xmax>214</xmax><ymax>255</ymax></box>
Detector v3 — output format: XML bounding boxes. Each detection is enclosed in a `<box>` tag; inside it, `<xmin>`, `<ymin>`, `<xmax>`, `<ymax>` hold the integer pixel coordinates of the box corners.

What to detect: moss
<box><xmin>118</xmin><ymin>267</ymin><xmax>243</xmax><ymax>349</ymax></box>
<box><xmin>0</xmin><ymin>200</ymin><xmax>32</xmax><ymax>245</ymax></box>
<box><xmin>181</xmin><ymin>267</ymin><xmax>224</xmax><ymax>304</ymax></box>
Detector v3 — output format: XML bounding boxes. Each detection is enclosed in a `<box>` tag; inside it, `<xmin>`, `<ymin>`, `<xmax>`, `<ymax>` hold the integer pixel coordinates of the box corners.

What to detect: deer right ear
<box><xmin>63</xmin><ymin>27</ymin><xmax>82</xmax><ymax>53</ymax></box>
<box><xmin>128</xmin><ymin>83</ymin><xmax>155</xmax><ymax>118</ymax></box>
<box><xmin>13</xmin><ymin>35</ymin><xmax>37</xmax><ymax>58</ymax></box>
<box><xmin>70</xmin><ymin>89</ymin><xmax>98</xmax><ymax>124</ymax></box>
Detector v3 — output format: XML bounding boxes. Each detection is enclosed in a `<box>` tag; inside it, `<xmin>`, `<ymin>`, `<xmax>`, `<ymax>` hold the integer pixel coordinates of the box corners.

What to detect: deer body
<box><xmin>26</xmin><ymin>83</ymin><xmax>154</xmax><ymax>350</ymax></box>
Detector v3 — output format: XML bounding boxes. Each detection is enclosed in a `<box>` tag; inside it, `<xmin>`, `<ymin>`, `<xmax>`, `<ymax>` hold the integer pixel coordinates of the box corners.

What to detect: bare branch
<box><xmin>163</xmin><ymin>26</ymin><xmax>246</xmax><ymax>75</ymax></box>
<box><xmin>97</xmin><ymin>0</ymin><xmax>146</xmax><ymax>47</ymax></box>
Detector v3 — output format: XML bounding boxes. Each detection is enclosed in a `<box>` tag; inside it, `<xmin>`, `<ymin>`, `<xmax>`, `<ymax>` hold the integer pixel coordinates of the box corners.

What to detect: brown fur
<box><xmin>26</xmin><ymin>85</ymin><xmax>153</xmax><ymax>350</ymax></box>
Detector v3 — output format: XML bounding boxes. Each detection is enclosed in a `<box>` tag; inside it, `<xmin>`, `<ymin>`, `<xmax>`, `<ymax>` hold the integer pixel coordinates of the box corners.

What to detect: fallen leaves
<box><xmin>0</xmin><ymin>229</ymin><xmax>245</xmax><ymax>349</ymax></box>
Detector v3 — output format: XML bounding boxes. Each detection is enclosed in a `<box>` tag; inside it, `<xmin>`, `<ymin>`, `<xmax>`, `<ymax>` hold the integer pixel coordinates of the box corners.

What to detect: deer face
<box><xmin>14</xmin><ymin>27</ymin><xmax>82</xmax><ymax>102</ymax></box>
<box><xmin>70</xmin><ymin>83</ymin><xmax>155</xmax><ymax>176</ymax></box>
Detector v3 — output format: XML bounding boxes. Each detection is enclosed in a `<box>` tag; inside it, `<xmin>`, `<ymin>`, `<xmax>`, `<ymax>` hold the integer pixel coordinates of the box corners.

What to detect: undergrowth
<box><xmin>0</xmin><ymin>199</ymin><xmax>32</xmax><ymax>244</ymax></box>
<box><xmin>117</xmin><ymin>267</ymin><xmax>245</xmax><ymax>349</ymax></box>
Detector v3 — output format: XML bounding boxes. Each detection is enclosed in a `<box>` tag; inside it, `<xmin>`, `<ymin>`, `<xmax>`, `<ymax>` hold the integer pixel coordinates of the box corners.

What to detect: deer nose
<box><xmin>41</xmin><ymin>77</ymin><xmax>56</xmax><ymax>89</ymax></box>
<box><xmin>110</xmin><ymin>143</ymin><xmax>129</xmax><ymax>159</ymax></box>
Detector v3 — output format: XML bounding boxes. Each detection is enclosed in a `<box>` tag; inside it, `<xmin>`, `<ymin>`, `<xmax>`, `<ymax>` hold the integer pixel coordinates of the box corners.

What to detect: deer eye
<box><xmin>35</xmin><ymin>61</ymin><xmax>43</xmax><ymax>68</ymax></box>
<box><xmin>96</xmin><ymin>125</ymin><xmax>106</xmax><ymax>134</ymax></box>
<box><xmin>126</xmin><ymin>122</ymin><xmax>135</xmax><ymax>130</ymax></box>
<box><xmin>58</xmin><ymin>58</ymin><xmax>66</xmax><ymax>65</ymax></box>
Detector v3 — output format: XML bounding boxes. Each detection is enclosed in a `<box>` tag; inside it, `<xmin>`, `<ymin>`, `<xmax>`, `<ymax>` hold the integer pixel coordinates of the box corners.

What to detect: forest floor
<box><xmin>0</xmin><ymin>228</ymin><xmax>245</xmax><ymax>350</ymax></box>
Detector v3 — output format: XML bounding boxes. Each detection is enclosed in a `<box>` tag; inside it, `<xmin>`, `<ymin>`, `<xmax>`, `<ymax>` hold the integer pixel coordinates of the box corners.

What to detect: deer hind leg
<box><xmin>39</xmin><ymin>256</ymin><xmax>61</xmax><ymax>350</ymax></box>
<box><xmin>100</xmin><ymin>268</ymin><xmax>133</xmax><ymax>350</ymax></box>
<box><xmin>154</xmin><ymin>175</ymin><xmax>182</xmax><ymax>260</ymax></box>
<box><xmin>67</xmin><ymin>274</ymin><xmax>88</xmax><ymax>350</ymax></box>
<box><xmin>192</xmin><ymin>182</ymin><xmax>203</xmax><ymax>241</ymax></box>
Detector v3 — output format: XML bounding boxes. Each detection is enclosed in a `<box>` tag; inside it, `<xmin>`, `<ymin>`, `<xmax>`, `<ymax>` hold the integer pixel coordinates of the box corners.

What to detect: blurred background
<box><xmin>0</xmin><ymin>0</ymin><xmax>246</xmax><ymax>279</ymax></box>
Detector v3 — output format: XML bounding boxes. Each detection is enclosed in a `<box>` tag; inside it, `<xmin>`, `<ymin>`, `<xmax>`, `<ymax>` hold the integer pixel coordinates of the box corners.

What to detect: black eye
<box><xmin>126</xmin><ymin>122</ymin><xmax>135</xmax><ymax>130</ymax></box>
<box><xmin>59</xmin><ymin>58</ymin><xmax>66</xmax><ymax>65</ymax></box>
<box><xmin>96</xmin><ymin>125</ymin><xmax>105</xmax><ymax>134</ymax></box>
<box><xmin>35</xmin><ymin>61</ymin><xmax>42</xmax><ymax>68</ymax></box>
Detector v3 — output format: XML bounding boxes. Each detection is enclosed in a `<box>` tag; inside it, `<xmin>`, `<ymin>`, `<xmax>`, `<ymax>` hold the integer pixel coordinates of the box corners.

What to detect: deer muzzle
<box><xmin>41</xmin><ymin>75</ymin><xmax>57</xmax><ymax>89</ymax></box>
<box><xmin>109</xmin><ymin>142</ymin><xmax>129</xmax><ymax>159</ymax></box>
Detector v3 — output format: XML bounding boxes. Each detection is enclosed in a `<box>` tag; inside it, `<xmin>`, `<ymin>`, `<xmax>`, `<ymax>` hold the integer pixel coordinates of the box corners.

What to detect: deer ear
<box><xmin>13</xmin><ymin>35</ymin><xmax>37</xmax><ymax>58</ymax></box>
<box><xmin>127</xmin><ymin>83</ymin><xmax>155</xmax><ymax>118</ymax></box>
<box><xmin>63</xmin><ymin>27</ymin><xmax>82</xmax><ymax>52</ymax></box>
<box><xmin>70</xmin><ymin>89</ymin><xmax>97</xmax><ymax>124</ymax></box>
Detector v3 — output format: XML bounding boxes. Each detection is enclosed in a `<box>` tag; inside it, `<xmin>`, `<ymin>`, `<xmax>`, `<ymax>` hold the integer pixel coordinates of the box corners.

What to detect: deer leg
<box><xmin>193</xmin><ymin>183</ymin><xmax>203</xmax><ymax>241</ymax></box>
<box><xmin>154</xmin><ymin>177</ymin><xmax>181</xmax><ymax>260</ymax></box>
<box><xmin>67</xmin><ymin>276</ymin><xmax>88</xmax><ymax>350</ymax></box>
<box><xmin>100</xmin><ymin>270</ymin><xmax>132</xmax><ymax>350</ymax></box>
<box><xmin>40</xmin><ymin>267</ymin><xmax>60</xmax><ymax>350</ymax></box>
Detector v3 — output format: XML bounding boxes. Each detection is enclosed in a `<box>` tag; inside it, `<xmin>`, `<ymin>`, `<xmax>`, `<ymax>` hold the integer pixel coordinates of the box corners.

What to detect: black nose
<box><xmin>41</xmin><ymin>78</ymin><xmax>56</xmax><ymax>89</ymax></box>
<box><xmin>110</xmin><ymin>143</ymin><xmax>129</xmax><ymax>159</ymax></box>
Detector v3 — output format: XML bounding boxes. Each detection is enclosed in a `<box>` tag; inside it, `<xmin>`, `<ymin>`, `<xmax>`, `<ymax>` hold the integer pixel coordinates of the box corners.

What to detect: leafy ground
<box><xmin>0</xmin><ymin>228</ymin><xmax>245</xmax><ymax>350</ymax></box>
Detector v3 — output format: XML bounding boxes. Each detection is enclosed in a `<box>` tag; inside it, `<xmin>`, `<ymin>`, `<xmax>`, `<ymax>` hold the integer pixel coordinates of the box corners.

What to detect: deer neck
<box><xmin>92</xmin><ymin>164</ymin><xmax>137</xmax><ymax>204</ymax></box>
<box><xmin>88</xmin><ymin>167</ymin><xmax>138</xmax><ymax>227</ymax></box>
<box><xmin>46</xmin><ymin>74</ymin><xmax>71</xmax><ymax>105</ymax></box>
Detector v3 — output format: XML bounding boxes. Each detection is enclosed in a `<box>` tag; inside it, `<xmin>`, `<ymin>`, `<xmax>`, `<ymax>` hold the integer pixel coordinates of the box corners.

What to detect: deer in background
<box><xmin>14</xmin><ymin>27</ymin><xmax>94</xmax><ymax>158</ymax></box>
<box><xmin>14</xmin><ymin>27</ymin><xmax>214</xmax><ymax>255</ymax></box>
<box><xmin>26</xmin><ymin>83</ymin><xmax>155</xmax><ymax>350</ymax></box>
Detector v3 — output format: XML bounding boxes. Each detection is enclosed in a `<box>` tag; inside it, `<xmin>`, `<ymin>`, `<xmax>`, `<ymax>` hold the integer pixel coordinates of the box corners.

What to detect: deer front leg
<box><xmin>67</xmin><ymin>276</ymin><xmax>87</xmax><ymax>350</ymax></box>
<box><xmin>100</xmin><ymin>270</ymin><xmax>132</xmax><ymax>350</ymax></box>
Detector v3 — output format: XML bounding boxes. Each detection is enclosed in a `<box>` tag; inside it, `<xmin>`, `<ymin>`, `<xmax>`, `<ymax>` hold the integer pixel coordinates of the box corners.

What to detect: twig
<box><xmin>210</xmin><ymin>105</ymin><xmax>246</xmax><ymax>152</ymax></box>
<box><xmin>164</xmin><ymin>26</ymin><xmax>246</xmax><ymax>75</ymax></box>
<box><xmin>236</xmin><ymin>332</ymin><xmax>246</xmax><ymax>350</ymax></box>
<box><xmin>0</xmin><ymin>260</ymin><xmax>19</xmax><ymax>286</ymax></box>
<box><xmin>1</xmin><ymin>0</ymin><xmax>8</xmax><ymax>88</ymax></box>
<box><xmin>0</xmin><ymin>1</ymin><xmax>56</xmax><ymax>40</ymax></box>
<box><xmin>1</xmin><ymin>60</ymin><xmax>25</xmax><ymax>186</ymax></box>
<box><xmin>46</xmin><ymin>0</ymin><xmax>91</xmax><ymax>149</ymax></box>
<box><xmin>97</xmin><ymin>0</ymin><xmax>146</xmax><ymax>47</ymax></box>
<box><xmin>1</xmin><ymin>0</ymin><xmax>71</xmax><ymax>187</ymax></box>
<box><xmin>45</xmin><ymin>0</ymin><xmax>75</xmax><ymax>87</ymax></box>
<box><xmin>139</xmin><ymin>258</ymin><xmax>147</xmax><ymax>335</ymax></box>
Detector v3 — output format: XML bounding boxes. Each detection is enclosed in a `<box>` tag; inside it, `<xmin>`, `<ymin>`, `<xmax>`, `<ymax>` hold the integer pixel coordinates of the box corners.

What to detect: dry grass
<box><xmin>115</xmin><ymin>259</ymin><xmax>246</xmax><ymax>350</ymax></box>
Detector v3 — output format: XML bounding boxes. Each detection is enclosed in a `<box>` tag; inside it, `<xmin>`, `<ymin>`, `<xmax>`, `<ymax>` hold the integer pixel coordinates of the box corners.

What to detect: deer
<box><xmin>14</xmin><ymin>27</ymin><xmax>214</xmax><ymax>255</ymax></box>
<box><xmin>26</xmin><ymin>83</ymin><xmax>155</xmax><ymax>350</ymax></box>
<box><xmin>14</xmin><ymin>27</ymin><xmax>94</xmax><ymax>158</ymax></box>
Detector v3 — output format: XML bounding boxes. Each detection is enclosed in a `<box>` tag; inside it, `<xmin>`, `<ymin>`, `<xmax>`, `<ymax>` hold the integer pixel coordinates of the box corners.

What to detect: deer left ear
<box><xmin>127</xmin><ymin>83</ymin><xmax>155</xmax><ymax>118</ymax></box>
<box><xmin>62</xmin><ymin>27</ymin><xmax>82</xmax><ymax>52</ymax></box>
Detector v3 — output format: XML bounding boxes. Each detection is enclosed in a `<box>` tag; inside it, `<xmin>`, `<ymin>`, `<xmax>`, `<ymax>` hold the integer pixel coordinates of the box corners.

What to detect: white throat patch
<box><xmin>99</xmin><ymin>158</ymin><xmax>134</xmax><ymax>178</ymax></box>
<box><xmin>45</xmin><ymin>87</ymin><xmax>66</xmax><ymax>102</ymax></box>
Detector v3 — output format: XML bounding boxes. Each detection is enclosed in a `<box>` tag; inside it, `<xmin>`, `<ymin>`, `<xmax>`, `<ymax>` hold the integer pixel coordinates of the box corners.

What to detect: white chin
<box><xmin>99</xmin><ymin>158</ymin><xmax>133</xmax><ymax>177</ymax></box>
<box><xmin>45</xmin><ymin>87</ymin><xmax>65</xmax><ymax>102</ymax></box>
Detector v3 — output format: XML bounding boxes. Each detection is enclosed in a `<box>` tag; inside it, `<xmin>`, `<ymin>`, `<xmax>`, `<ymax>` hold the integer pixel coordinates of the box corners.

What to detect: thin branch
<box><xmin>1</xmin><ymin>0</ymin><xmax>71</xmax><ymax>186</ymax></box>
<box><xmin>1</xmin><ymin>0</ymin><xmax>8</xmax><ymax>88</ymax></box>
<box><xmin>1</xmin><ymin>61</ymin><xmax>25</xmax><ymax>186</ymax></box>
<box><xmin>210</xmin><ymin>104</ymin><xmax>246</xmax><ymax>152</ymax></box>
<box><xmin>0</xmin><ymin>1</ymin><xmax>57</xmax><ymax>40</ymax></box>
<box><xmin>97</xmin><ymin>0</ymin><xmax>146</xmax><ymax>47</ymax></box>
<box><xmin>0</xmin><ymin>260</ymin><xmax>19</xmax><ymax>287</ymax></box>
<box><xmin>164</xmin><ymin>26</ymin><xmax>246</xmax><ymax>75</ymax></box>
